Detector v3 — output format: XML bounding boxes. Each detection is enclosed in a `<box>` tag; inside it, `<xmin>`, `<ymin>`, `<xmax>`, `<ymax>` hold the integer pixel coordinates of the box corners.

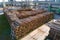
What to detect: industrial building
<box><xmin>0</xmin><ymin>0</ymin><xmax>60</xmax><ymax>40</ymax></box>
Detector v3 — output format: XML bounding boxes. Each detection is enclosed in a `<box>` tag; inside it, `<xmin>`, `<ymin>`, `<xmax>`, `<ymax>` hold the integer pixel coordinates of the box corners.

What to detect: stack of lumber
<box><xmin>21</xmin><ymin>24</ymin><xmax>50</xmax><ymax>40</ymax></box>
<box><xmin>4</xmin><ymin>9</ymin><xmax>54</xmax><ymax>40</ymax></box>
<box><xmin>46</xmin><ymin>19</ymin><xmax>60</xmax><ymax>40</ymax></box>
<box><xmin>10</xmin><ymin>9</ymin><xmax>47</xmax><ymax>19</ymax></box>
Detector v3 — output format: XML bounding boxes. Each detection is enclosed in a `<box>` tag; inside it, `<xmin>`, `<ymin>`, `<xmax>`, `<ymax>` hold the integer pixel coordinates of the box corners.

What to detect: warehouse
<box><xmin>0</xmin><ymin>0</ymin><xmax>60</xmax><ymax>40</ymax></box>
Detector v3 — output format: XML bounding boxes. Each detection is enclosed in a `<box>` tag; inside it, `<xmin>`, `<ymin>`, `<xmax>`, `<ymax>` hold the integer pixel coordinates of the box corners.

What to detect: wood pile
<box><xmin>4</xmin><ymin>9</ymin><xmax>54</xmax><ymax>40</ymax></box>
<box><xmin>46</xmin><ymin>19</ymin><xmax>60</xmax><ymax>40</ymax></box>
<box><xmin>10</xmin><ymin>9</ymin><xmax>47</xmax><ymax>19</ymax></box>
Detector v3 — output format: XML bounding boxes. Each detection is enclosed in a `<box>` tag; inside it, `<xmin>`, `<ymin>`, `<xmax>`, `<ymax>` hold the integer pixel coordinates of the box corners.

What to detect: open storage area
<box><xmin>0</xmin><ymin>0</ymin><xmax>60</xmax><ymax>40</ymax></box>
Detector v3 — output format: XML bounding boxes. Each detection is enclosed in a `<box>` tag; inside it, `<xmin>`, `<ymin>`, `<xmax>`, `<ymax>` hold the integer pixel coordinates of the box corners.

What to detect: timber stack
<box><xmin>4</xmin><ymin>8</ymin><xmax>54</xmax><ymax>40</ymax></box>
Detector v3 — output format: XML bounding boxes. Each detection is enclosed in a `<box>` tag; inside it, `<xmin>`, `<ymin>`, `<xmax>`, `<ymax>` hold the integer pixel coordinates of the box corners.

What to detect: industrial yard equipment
<box><xmin>48</xmin><ymin>4</ymin><xmax>60</xmax><ymax>15</ymax></box>
<box><xmin>56</xmin><ymin>8</ymin><xmax>60</xmax><ymax>15</ymax></box>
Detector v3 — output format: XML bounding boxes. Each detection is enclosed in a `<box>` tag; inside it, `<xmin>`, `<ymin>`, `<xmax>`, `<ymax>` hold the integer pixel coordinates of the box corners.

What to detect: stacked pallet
<box><xmin>4</xmin><ymin>9</ymin><xmax>54</xmax><ymax>40</ymax></box>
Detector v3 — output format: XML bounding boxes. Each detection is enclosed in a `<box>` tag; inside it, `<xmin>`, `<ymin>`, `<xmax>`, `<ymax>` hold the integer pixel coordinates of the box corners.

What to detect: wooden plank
<box><xmin>20</xmin><ymin>24</ymin><xmax>50</xmax><ymax>40</ymax></box>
